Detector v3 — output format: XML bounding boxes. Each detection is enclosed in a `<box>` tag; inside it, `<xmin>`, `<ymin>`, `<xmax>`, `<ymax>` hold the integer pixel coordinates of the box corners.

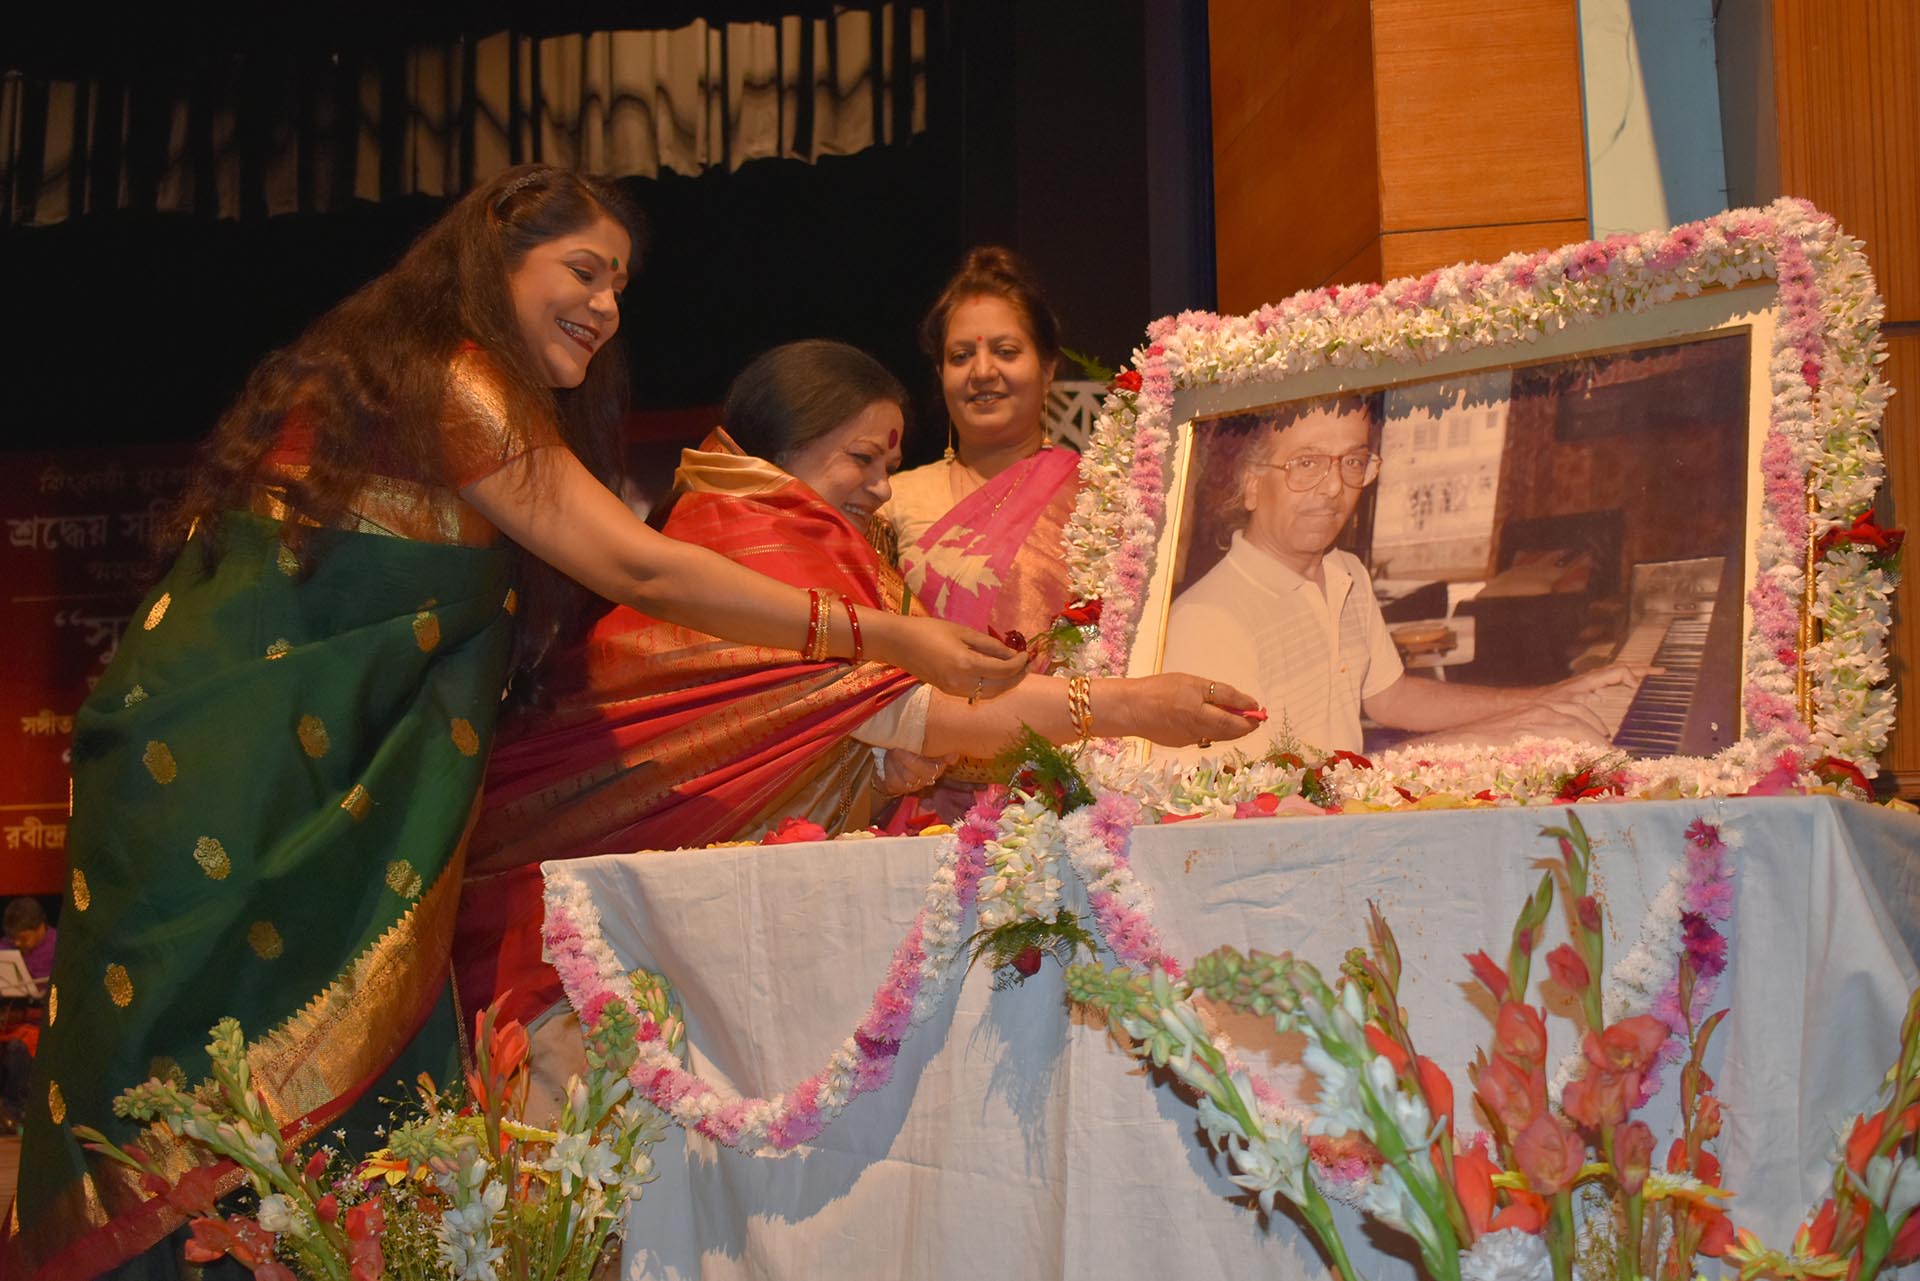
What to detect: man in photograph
<box><xmin>1160</xmin><ymin>395</ymin><xmax>1636</xmax><ymax>760</ymax></box>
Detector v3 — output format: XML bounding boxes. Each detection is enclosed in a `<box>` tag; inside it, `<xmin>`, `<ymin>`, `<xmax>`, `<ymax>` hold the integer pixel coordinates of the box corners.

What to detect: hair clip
<box><xmin>493</xmin><ymin>169</ymin><xmax>545</xmax><ymax>209</ymax></box>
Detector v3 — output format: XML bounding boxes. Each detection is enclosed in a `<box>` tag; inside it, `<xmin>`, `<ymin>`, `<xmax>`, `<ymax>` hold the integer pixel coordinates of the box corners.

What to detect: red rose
<box><xmin>1059</xmin><ymin>599</ymin><xmax>1104</xmax><ymax>627</ymax></box>
<box><xmin>1111</xmin><ymin>369</ymin><xmax>1143</xmax><ymax>393</ymax></box>
<box><xmin>1012</xmin><ymin>945</ymin><xmax>1044</xmax><ymax>977</ymax></box>
<box><xmin>762</xmin><ymin>816</ymin><xmax>829</xmax><ymax>845</ymax></box>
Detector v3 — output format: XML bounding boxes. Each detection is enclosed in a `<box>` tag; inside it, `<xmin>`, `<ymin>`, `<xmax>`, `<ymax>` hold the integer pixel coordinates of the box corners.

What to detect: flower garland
<box><xmin>1060</xmin><ymin>199</ymin><xmax>1897</xmax><ymax>777</ymax></box>
<box><xmin>541</xmin><ymin>791</ymin><xmax>1002</xmax><ymax>1155</ymax></box>
<box><xmin>543</xmin><ymin>752</ymin><xmax>1756</xmax><ymax>1167</ymax></box>
<box><xmin>1546</xmin><ymin>814</ymin><xmax>1735</xmax><ymax>1101</ymax></box>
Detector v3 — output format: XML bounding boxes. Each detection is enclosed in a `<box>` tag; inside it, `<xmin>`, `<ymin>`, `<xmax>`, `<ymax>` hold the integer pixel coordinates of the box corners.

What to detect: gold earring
<box><xmin>944</xmin><ymin>419</ymin><xmax>956</xmax><ymax>463</ymax></box>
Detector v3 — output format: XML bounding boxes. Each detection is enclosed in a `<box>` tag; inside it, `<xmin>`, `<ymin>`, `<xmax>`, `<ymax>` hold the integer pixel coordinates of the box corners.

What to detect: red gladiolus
<box><xmin>1465</xmin><ymin>950</ymin><xmax>1509</xmax><ymax>999</ymax></box>
<box><xmin>1614</xmin><ymin>1120</ymin><xmax>1655</xmax><ymax>1196</ymax></box>
<box><xmin>1476</xmin><ymin>1054</ymin><xmax>1544</xmax><ymax>1134</ymax></box>
<box><xmin>1417</xmin><ymin>1056</ymin><xmax>1455</xmax><ymax>1137</ymax></box>
<box><xmin>1801</xmin><ymin>1199</ymin><xmax>1839</xmax><ymax>1254</ymax></box>
<box><xmin>1696</xmin><ymin>1207</ymin><xmax>1736</xmax><ymax>1257</ymax></box>
<box><xmin>1456</xmin><ymin>1147</ymin><xmax>1498</xmax><ymax>1237</ymax></box>
<box><xmin>315</xmin><ymin>1193</ymin><xmax>339</xmax><ymax>1225</ymax></box>
<box><xmin>161</xmin><ymin>1165</ymin><xmax>226</xmax><ymax>1217</ymax></box>
<box><xmin>1365</xmin><ymin>1025</ymin><xmax>1412</xmax><ymax>1075</ymax></box>
<box><xmin>1493</xmin><ymin>1002</ymin><xmax>1549</xmax><ymax>1070</ymax></box>
<box><xmin>1575</xmin><ymin>895</ymin><xmax>1602</xmax><ymax>932</ymax></box>
<box><xmin>1563</xmin><ymin>1066</ymin><xmax>1636</xmax><ymax>1131</ymax></box>
<box><xmin>184</xmin><ymin>1217</ymin><xmax>276</xmax><ymax>1269</ymax></box>
<box><xmin>1890</xmin><ymin>1208</ymin><xmax>1920</xmax><ymax>1266</ymax></box>
<box><xmin>346</xmin><ymin>1200</ymin><xmax>386</xmax><ymax>1281</ymax></box>
<box><xmin>1586</xmin><ymin>1015</ymin><xmax>1669</xmax><ymax>1074</ymax></box>
<box><xmin>1545</xmin><ymin>944</ymin><xmax>1590</xmax><ymax>992</ymax></box>
<box><xmin>1496</xmin><ymin>1189</ymin><xmax>1549</xmax><ymax>1234</ymax></box>
<box><xmin>1846</xmin><ymin>1112</ymin><xmax>1886</xmax><ymax>1175</ymax></box>
<box><xmin>1514</xmin><ymin>1116</ymin><xmax>1585</xmax><ymax>1195</ymax></box>
<box><xmin>304</xmin><ymin>1149</ymin><xmax>331</xmax><ymax>1181</ymax></box>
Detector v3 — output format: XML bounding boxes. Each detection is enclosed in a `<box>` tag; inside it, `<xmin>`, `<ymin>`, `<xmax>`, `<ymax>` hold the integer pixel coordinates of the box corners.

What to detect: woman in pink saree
<box><xmin>882</xmin><ymin>247</ymin><xmax>1079</xmax><ymax>644</ymax></box>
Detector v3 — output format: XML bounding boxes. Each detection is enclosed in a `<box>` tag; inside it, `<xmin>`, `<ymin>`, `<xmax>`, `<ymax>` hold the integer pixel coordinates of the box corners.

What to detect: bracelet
<box><xmin>1066</xmin><ymin>675</ymin><xmax>1094</xmax><ymax>740</ymax></box>
<box><xmin>840</xmin><ymin>595</ymin><xmax>864</xmax><ymax>663</ymax></box>
<box><xmin>804</xmin><ymin>587</ymin><xmax>830</xmax><ymax>662</ymax></box>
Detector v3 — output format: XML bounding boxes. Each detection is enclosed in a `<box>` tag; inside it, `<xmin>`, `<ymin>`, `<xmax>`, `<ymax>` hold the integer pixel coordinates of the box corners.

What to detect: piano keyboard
<box><xmin>1588</xmin><ymin>557</ymin><xmax>1727</xmax><ymax>758</ymax></box>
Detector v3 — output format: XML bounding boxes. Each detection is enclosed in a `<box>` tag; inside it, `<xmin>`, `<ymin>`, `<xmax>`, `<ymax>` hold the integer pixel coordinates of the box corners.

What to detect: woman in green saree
<box><xmin>5</xmin><ymin>164</ymin><xmax>1027</xmax><ymax>1281</ymax></box>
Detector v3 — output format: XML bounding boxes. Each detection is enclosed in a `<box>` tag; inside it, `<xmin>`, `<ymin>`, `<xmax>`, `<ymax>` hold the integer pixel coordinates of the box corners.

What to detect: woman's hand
<box><xmin>1106</xmin><ymin>674</ymin><xmax>1264</xmax><ymax>747</ymax></box>
<box><xmin>877</xmin><ymin>748</ymin><xmax>953</xmax><ymax>797</ymax></box>
<box><xmin>865</xmin><ymin>613</ymin><xmax>1028</xmax><ymax>701</ymax></box>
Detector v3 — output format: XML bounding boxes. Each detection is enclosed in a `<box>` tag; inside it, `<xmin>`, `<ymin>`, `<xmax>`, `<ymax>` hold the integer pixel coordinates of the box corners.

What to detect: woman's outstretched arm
<box><xmin>920</xmin><ymin>672</ymin><xmax>1263</xmax><ymax>758</ymax></box>
<box><xmin>463</xmin><ymin>449</ymin><xmax>1028</xmax><ymax>699</ymax></box>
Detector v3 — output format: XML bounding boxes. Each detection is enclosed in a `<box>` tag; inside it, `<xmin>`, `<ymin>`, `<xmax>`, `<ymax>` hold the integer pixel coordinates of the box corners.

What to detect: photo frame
<box><xmin>1060</xmin><ymin>201</ymin><xmax>1896</xmax><ymax>793</ymax></box>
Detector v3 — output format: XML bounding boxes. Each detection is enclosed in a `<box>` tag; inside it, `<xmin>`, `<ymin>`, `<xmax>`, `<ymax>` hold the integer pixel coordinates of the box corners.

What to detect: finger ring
<box><xmin>1205</xmin><ymin>681</ymin><xmax>1216</xmax><ymax>704</ymax></box>
<box><xmin>969</xmin><ymin>677</ymin><xmax>982</xmax><ymax>706</ymax></box>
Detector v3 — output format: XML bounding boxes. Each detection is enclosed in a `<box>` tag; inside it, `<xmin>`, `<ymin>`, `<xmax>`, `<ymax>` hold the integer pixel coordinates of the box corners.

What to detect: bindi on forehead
<box><xmin>886</xmin><ymin>427</ymin><xmax>899</xmax><ymax>448</ymax></box>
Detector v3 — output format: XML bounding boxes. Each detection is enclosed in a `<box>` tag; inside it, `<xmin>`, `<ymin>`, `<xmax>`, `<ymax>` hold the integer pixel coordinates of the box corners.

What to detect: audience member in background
<box><xmin>881</xmin><ymin>246</ymin><xmax>1080</xmax><ymax>643</ymax></box>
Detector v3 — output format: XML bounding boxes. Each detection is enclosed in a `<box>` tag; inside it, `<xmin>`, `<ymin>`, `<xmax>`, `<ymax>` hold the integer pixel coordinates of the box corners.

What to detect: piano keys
<box><xmin>1589</xmin><ymin>556</ymin><xmax>1742</xmax><ymax>758</ymax></box>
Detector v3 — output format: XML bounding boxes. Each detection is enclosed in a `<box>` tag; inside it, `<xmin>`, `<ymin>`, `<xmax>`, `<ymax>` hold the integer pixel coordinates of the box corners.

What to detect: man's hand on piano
<box><xmin>1543</xmin><ymin>662</ymin><xmax>1664</xmax><ymax>702</ymax></box>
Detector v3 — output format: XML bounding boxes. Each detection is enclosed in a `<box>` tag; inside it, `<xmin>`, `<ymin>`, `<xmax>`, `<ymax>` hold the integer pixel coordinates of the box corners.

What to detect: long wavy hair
<box><xmin>167</xmin><ymin>163</ymin><xmax>646</xmax><ymax>679</ymax></box>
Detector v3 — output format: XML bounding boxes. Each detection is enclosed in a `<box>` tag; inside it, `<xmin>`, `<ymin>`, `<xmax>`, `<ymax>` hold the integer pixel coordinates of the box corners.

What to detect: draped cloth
<box><xmin>456</xmin><ymin>433</ymin><xmax>920</xmax><ymax>1029</ymax></box>
<box><xmin>892</xmin><ymin>446</ymin><xmax>1079</xmax><ymax>639</ymax></box>
<box><xmin>7</xmin><ymin>512</ymin><xmax>515</xmax><ymax>1281</ymax></box>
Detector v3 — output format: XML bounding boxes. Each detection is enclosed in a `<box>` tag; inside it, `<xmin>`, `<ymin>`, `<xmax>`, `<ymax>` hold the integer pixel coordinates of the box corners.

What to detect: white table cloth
<box><xmin>544</xmin><ymin>796</ymin><xmax>1920</xmax><ymax>1280</ymax></box>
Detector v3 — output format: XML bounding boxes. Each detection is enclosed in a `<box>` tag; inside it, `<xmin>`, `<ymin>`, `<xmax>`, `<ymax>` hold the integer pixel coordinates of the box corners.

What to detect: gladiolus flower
<box><xmin>1615</xmin><ymin>1120</ymin><xmax>1654</xmax><ymax>1196</ymax></box>
<box><xmin>1493</xmin><ymin>1002</ymin><xmax>1548</xmax><ymax>1070</ymax></box>
<box><xmin>1798</xmin><ymin>1198</ymin><xmax>1838</xmax><ymax>1255</ymax></box>
<box><xmin>1465</xmin><ymin>950</ymin><xmax>1509</xmax><ymax>999</ymax></box>
<box><xmin>315</xmin><ymin>1193</ymin><xmax>339</xmax><ymax>1225</ymax></box>
<box><xmin>1545</xmin><ymin>944</ymin><xmax>1589</xmax><ymax>992</ymax></box>
<box><xmin>1564</xmin><ymin>1066</ymin><xmax>1636</xmax><ymax>1130</ymax></box>
<box><xmin>1476</xmin><ymin>1054</ymin><xmax>1544</xmax><ymax>1134</ymax></box>
<box><xmin>1847</xmin><ymin>1113</ymin><xmax>1886</xmax><ymax>1175</ymax></box>
<box><xmin>1365</xmin><ymin>1024</ymin><xmax>1411</xmax><ymax>1075</ymax></box>
<box><xmin>1586</xmin><ymin>1015</ymin><xmax>1669</xmax><ymax>1074</ymax></box>
<box><xmin>304</xmin><ymin>1149</ymin><xmax>330</xmax><ymax>1181</ymax></box>
<box><xmin>1416</xmin><ymin>1057</ymin><xmax>1455</xmax><ymax>1138</ymax></box>
<box><xmin>1575</xmin><ymin>896</ymin><xmax>1602</xmax><ymax>932</ymax></box>
<box><xmin>1514</xmin><ymin>1116</ymin><xmax>1584</xmax><ymax>1195</ymax></box>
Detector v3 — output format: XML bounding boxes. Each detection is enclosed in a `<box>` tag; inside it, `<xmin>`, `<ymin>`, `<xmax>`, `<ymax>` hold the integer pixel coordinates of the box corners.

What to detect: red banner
<box><xmin>1</xmin><ymin>445</ymin><xmax>195</xmax><ymax>894</ymax></box>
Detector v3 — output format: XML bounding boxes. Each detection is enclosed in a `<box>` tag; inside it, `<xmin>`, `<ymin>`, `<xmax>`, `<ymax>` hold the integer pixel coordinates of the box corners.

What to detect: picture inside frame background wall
<box><xmin>1157</xmin><ymin>328</ymin><xmax>1752</xmax><ymax>760</ymax></box>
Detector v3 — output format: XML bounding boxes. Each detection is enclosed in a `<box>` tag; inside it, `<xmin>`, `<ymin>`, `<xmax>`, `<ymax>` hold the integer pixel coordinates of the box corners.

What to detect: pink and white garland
<box><xmin>1062</xmin><ymin>200</ymin><xmax>1895</xmax><ymax>777</ymax></box>
<box><xmin>1547</xmin><ymin>814</ymin><xmax>1736</xmax><ymax>1100</ymax></box>
<box><xmin>543</xmin><ymin>775</ymin><xmax>1734</xmax><ymax>1163</ymax></box>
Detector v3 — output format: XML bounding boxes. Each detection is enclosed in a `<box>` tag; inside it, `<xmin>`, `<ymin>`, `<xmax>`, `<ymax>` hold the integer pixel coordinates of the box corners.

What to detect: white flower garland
<box><xmin>1060</xmin><ymin>201</ymin><xmax>1896</xmax><ymax>780</ymax></box>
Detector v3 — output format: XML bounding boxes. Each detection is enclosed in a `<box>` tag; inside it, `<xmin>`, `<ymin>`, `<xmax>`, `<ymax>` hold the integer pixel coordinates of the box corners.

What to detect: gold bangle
<box><xmin>1067</xmin><ymin>675</ymin><xmax>1094</xmax><ymax>740</ymax></box>
<box><xmin>804</xmin><ymin>587</ymin><xmax>829</xmax><ymax>662</ymax></box>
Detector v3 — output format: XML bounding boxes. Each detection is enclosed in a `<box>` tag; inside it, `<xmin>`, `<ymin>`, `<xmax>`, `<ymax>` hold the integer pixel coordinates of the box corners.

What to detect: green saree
<box><xmin>7</xmin><ymin>511</ymin><xmax>515</xmax><ymax>1279</ymax></box>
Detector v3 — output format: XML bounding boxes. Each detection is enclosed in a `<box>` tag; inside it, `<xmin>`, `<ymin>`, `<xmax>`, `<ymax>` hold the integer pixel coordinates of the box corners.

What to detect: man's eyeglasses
<box><xmin>1256</xmin><ymin>451</ymin><xmax>1382</xmax><ymax>492</ymax></box>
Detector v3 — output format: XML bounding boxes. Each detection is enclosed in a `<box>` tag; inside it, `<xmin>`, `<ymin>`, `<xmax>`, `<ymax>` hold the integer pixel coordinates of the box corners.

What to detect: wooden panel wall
<box><xmin>1771</xmin><ymin>0</ymin><xmax>1920</xmax><ymax>789</ymax></box>
<box><xmin>1209</xmin><ymin>0</ymin><xmax>1380</xmax><ymax>315</ymax></box>
<box><xmin>1370</xmin><ymin>0</ymin><xmax>1590</xmax><ymax>277</ymax></box>
<box><xmin>1210</xmin><ymin>0</ymin><xmax>1590</xmax><ymax>309</ymax></box>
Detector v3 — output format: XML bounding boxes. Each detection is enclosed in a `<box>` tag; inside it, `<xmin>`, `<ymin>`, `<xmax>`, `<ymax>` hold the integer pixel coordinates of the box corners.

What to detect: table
<box><xmin>545</xmin><ymin>797</ymin><xmax>1920</xmax><ymax>1280</ymax></box>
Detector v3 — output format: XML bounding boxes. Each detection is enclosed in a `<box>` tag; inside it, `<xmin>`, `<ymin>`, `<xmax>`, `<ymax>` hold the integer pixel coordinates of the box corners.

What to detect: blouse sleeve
<box><xmin>439</xmin><ymin>345</ymin><xmax>568</xmax><ymax>488</ymax></box>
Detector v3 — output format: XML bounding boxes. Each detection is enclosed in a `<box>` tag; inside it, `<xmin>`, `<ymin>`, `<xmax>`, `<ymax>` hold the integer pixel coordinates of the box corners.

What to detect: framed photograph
<box><xmin>1059</xmin><ymin>202</ymin><xmax>1895</xmax><ymax>792</ymax></box>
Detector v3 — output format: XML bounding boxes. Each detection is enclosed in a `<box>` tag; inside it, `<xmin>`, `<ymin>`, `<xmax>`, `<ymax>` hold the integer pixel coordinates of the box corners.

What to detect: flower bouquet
<box><xmin>75</xmin><ymin>976</ymin><xmax>679</xmax><ymax>1281</ymax></box>
<box><xmin>1067</xmin><ymin>811</ymin><xmax>1920</xmax><ymax>1281</ymax></box>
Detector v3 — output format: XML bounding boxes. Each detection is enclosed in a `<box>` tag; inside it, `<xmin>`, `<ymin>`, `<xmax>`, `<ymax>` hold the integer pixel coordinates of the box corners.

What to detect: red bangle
<box><xmin>840</xmin><ymin>595</ymin><xmax>863</xmax><ymax>663</ymax></box>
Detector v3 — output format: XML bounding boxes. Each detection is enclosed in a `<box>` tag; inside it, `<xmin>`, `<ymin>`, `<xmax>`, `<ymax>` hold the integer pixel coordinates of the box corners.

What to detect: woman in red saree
<box><xmin>882</xmin><ymin>246</ymin><xmax>1080</xmax><ymax>643</ymax></box>
<box><xmin>457</xmin><ymin>341</ymin><xmax>1261</xmax><ymax>1028</ymax></box>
